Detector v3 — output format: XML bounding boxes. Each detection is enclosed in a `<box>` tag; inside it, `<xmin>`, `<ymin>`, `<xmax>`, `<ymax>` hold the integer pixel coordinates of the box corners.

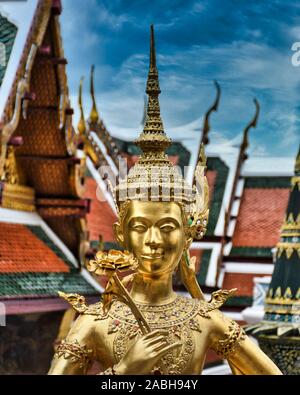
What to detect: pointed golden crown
<box><xmin>114</xmin><ymin>25</ymin><xmax>209</xmax><ymax>239</ymax></box>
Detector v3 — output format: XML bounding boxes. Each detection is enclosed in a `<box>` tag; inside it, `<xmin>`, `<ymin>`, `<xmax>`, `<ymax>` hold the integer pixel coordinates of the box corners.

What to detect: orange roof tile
<box><xmin>84</xmin><ymin>178</ymin><xmax>117</xmax><ymax>242</ymax></box>
<box><xmin>0</xmin><ymin>223</ymin><xmax>69</xmax><ymax>273</ymax></box>
<box><xmin>205</xmin><ymin>349</ymin><xmax>222</xmax><ymax>365</ymax></box>
<box><xmin>168</xmin><ymin>155</ymin><xmax>179</xmax><ymax>166</ymax></box>
<box><xmin>222</xmin><ymin>272</ymin><xmax>267</xmax><ymax>296</ymax></box>
<box><xmin>121</xmin><ymin>153</ymin><xmax>138</xmax><ymax>169</ymax></box>
<box><xmin>232</xmin><ymin>188</ymin><xmax>289</xmax><ymax>247</ymax></box>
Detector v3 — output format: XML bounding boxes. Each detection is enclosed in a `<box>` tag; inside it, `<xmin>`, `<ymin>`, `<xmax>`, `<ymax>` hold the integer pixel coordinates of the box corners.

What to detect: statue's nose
<box><xmin>145</xmin><ymin>226</ymin><xmax>162</xmax><ymax>248</ymax></box>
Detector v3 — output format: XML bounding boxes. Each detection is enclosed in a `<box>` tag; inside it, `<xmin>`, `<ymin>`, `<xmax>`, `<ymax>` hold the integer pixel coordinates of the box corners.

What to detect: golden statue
<box><xmin>48</xmin><ymin>26</ymin><xmax>281</xmax><ymax>375</ymax></box>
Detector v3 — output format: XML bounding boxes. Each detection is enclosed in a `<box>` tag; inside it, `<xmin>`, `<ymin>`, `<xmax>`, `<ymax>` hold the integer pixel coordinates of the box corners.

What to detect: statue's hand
<box><xmin>115</xmin><ymin>330</ymin><xmax>181</xmax><ymax>375</ymax></box>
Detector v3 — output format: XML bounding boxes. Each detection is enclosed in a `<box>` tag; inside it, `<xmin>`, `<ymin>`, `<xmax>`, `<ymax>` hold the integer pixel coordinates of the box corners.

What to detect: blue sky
<box><xmin>61</xmin><ymin>0</ymin><xmax>300</xmax><ymax>159</ymax></box>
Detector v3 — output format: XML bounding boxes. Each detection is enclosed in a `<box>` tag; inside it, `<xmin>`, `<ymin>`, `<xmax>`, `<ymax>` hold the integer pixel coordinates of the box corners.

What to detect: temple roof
<box><xmin>84</xmin><ymin>176</ymin><xmax>117</xmax><ymax>243</ymax></box>
<box><xmin>231</xmin><ymin>183</ymin><xmax>290</xmax><ymax>251</ymax></box>
<box><xmin>0</xmin><ymin>208</ymin><xmax>100</xmax><ymax>301</ymax></box>
<box><xmin>0</xmin><ymin>1</ymin><xmax>100</xmax><ymax>307</ymax></box>
<box><xmin>0</xmin><ymin>223</ymin><xmax>71</xmax><ymax>273</ymax></box>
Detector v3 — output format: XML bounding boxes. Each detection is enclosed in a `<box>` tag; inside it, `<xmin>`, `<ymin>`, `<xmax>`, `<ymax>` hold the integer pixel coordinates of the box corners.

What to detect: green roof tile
<box><xmin>206</xmin><ymin>157</ymin><xmax>229</xmax><ymax>235</ymax></box>
<box><xmin>0</xmin><ymin>272</ymin><xmax>97</xmax><ymax>297</ymax></box>
<box><xmin>223</xmin><ymin>295</ymin><xmax>253</xmax><ymax>307</ymax></box>
<box><xmin>0</xmin><ymin>14</ymin><xmax>17</xmax><ymax>87</ymax></box>
<box><xmin>230</xmin><ymin>246</ymin><xmax>272</xmax><ymax>258</ymax></box>
<box><xmin>196</xmin><ymin>249</ymin><xmax>212</xmax><ymax>285</ymax></box>
<box><xmin>26</xmin><ymin>225</ymin><xmax>75</xmax><ymax>268</ymax></box>
<box><xmin>89</xmin><ymin>241</ymin><xmax>122</xmax><ymax>251</ymax></box>
<box><xmin>245</xmin><ymin>177</ymin><xmax>290</xmax><ymax>189</ymax></box>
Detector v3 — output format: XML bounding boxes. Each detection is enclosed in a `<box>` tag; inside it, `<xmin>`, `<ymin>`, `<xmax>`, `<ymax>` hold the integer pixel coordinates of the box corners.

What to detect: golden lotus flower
<box><xmin>87</xmin><ymin>249</ymin><xmax>139</xmax><ymax>277</ymax></box>
<box><xmin>86</xmin><ymin>249</ymin><xmax>149</xmax><ymax>333</ymax></box>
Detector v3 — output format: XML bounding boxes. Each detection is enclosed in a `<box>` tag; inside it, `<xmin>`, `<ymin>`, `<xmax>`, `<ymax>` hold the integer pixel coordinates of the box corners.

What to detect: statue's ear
<box><xmin>113</xmin><ymin>222</ymin><xmax>125</xmax><ymax>247</ymax></box>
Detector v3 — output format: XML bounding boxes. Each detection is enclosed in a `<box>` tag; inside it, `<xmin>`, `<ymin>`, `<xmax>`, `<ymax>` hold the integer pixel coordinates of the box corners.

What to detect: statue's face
<box><xmin>120</xmin><ymin>201</ymin><xmax>187</xmax><ymax>276</ymax></box>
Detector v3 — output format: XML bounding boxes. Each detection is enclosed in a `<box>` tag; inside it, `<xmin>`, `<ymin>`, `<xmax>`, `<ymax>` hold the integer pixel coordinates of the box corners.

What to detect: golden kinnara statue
<box><xmin>48</xmin><ymin>26</ymin><xmax>281</xmax><ymax>376</ymax></box>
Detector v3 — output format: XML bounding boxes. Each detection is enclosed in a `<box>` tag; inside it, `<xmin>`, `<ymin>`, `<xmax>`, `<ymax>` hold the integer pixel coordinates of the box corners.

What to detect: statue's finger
<box><xmin>146</xmin><ymin>335</ymin><xmax>168</xmax><ymax>347</ymax></box>
<box><xmin>156</xmin><ymin>342</ymin><xmax>182</xmax><ymax>357</ymax></box>
<box><xmin>143</xmin><ymin>329</ymin><xmax>168</xmax><ymax>340</ymax></box>
<box><xmin>151</xmin><ymin>340</ymin><xmax>169</xmax><ymax>352</ymax></box>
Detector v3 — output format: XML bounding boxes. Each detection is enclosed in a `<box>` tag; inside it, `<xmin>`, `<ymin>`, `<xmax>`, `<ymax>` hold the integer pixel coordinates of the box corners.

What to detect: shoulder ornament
<box><xmin>58</xmin><ymin>291</ymin><xmax>88</xmax><ymax>313</ymax></box>
<box><xmin>197</xmin><ymin>288</ymin><xmax>237</xmax><ymax>318</ymax></box>
<box><xmin>58</xmin><ymin>291</ymin><xmax>107</xmax><ymax>319</ymax></box>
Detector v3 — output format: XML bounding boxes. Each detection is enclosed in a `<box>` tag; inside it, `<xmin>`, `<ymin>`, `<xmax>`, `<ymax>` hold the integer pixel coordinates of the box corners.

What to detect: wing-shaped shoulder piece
<box><xmin>58</xmin><ymin>291</ymin><xmax>107</xmax><ymax>319</ymax></box>
<box><xmin>58</xmin><ymin>291</ymin><xmax>88</xmax><ymax>313</ymax></box>
<box><xmin>197</xmin><ymin>288</ymin><xmax>237</xmax><ymax>318</ymax></box>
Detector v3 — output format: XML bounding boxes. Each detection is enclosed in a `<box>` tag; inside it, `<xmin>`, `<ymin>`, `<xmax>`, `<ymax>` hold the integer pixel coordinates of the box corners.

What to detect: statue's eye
<box><xmin>131</xmin><ymin>224</ymin><xmax>147</xmax><ymax>232</ymax></box>
<box><xmin>160</xmin><ymin>224</ymin><xmax>176</xmax><ymax>233</ymax></box>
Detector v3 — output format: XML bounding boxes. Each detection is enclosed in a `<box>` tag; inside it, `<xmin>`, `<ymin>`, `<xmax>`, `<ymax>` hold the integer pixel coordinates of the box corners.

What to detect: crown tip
<box><xmin>150</xmin><ymin>24</ymin><xmax>156</xmax><ymax>69</ymax></box>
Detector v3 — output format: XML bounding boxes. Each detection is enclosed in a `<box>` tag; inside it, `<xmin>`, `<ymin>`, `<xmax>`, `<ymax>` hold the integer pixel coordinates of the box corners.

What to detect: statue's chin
<box><xmin>137</xmin><ymin>261</ymin><xmax>174</xmax><ymax>277</ymax></box>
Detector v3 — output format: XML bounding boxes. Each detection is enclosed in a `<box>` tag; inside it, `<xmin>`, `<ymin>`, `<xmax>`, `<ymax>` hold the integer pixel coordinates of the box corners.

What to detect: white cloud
<box><xmin>66</xmin><ymin>21</ymin><xmax>299</xmax><ymax>160</ymax></box>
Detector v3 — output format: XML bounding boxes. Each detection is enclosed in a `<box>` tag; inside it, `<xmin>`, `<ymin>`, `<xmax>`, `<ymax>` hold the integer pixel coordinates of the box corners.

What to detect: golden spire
<box><xmin>89</xmin><ymin>65</ymin><xmax>99</xmax><ymax>124</ymax></box>
<box><xmin>141</xmin><ymin>94</ymin><xmax>147</xmax><ymax>126</ymax></box>
<box><xmin>135</xmin><ymin>25</ymin><xmax>171</xmax><ymax>156</ymax></box>
<box><xmin>77</xmin><ymin>77</ymin><xmax>86</xmax><ymax>136</ymax></box>
<box><xmin>114</xmin><ymin>25</ymin><xmax>209</xmax><ymax>240</ymax></box>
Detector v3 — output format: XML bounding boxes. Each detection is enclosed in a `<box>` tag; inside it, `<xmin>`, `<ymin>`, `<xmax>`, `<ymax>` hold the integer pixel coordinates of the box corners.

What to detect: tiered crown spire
<box><xmin>114</xmin><ymin>25</ymin><xmax>209</xmax><ymax>240</ymax></box>
<box><xmin>135</xmin><ymin>25</ymin><xmax>171</xmax><ymax>157</ymax></box>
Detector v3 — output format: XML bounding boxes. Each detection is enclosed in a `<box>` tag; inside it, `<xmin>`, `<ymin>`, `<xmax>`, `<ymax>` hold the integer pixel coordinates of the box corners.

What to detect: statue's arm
<box><xmin>48</xmin><ymin>314</ymin><xmax>95</xmax><ymax>375</ymax></box>
<box><xmin>209</xmin><ymin>310</ymin><xmax>282</xmax><ymax>375</ymax></box>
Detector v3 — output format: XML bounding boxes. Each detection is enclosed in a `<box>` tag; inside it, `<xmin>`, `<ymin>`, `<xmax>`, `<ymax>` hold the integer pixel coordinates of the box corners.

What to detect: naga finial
<box><xmin>89</xmin><ymin>65</ymin><xmax>99</xmax><ymax>124</ymax></box>
<box><xmin>241</xmin><ymin>98</ymin><xmax>260</xmax><ymax>154</ymax></box>
<box><xmin>201</xmin><ymin>80</ymin><xmax>221</xmax><ymax>146</ymax></box>
<box><xmin>77</xmin><ymin>77</ymin><xmax>86</xmax><ymax>135</ymax></box>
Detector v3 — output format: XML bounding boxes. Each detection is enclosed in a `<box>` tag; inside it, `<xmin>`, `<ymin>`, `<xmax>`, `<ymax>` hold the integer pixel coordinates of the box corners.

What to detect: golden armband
<box><xmin>54</xmin><ymin>339</ymin><xmax>92</xmax><ymax>368</ymax></box>
<box><xmin>214</xmin><ymin>321</ymin><xmax>246</xmax><ymax>359</ymax></box>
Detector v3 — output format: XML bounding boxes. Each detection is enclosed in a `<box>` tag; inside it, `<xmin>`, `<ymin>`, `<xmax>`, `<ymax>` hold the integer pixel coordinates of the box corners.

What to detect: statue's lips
<box><xmin>140</xmin><ymin>254</ymin><xmax>163</xmax><ymax>260</ymax></box>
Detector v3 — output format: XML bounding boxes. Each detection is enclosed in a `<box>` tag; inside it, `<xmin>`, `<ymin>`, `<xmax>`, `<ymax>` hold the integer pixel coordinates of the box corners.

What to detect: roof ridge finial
<box><xmin>89</xmin><ymin>65</ymin><xmax>99</xmax><ymax>124</ymax></box>
<box><xmin>77</xmin><ymin>76</ymin><xmax>86</xmax><ymax>135</ymax></box>
<box><xmin>241</xmin><ymin>98</ymin><xmax>260</xmax><ymax>155</ymax></box>
<box><xmin>201</xmin><ymin>80</ymin><xmax>221</xmax><ymax>146</ymax></box>
<box><xmin>135</xmin><ymin>25</ymin><xmax>171</xmax><ymax>156</ymax></box>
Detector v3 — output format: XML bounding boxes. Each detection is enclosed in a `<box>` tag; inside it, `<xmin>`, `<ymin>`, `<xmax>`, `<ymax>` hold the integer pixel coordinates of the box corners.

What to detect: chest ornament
<box><xmin>108</xmin><ymin>296</ymin><xmax>203</xmax><ymax>374</ymax></box>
